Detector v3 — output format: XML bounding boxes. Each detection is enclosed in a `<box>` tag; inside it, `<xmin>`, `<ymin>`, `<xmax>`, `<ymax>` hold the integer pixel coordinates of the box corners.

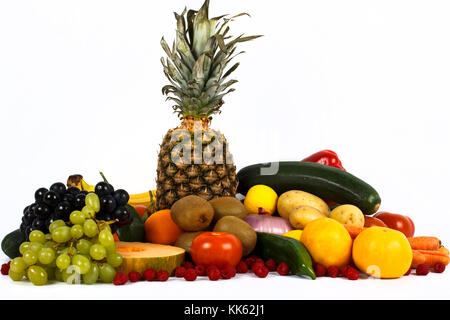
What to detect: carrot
<box><xmin>422</xmin><ymin>253</ymin><xmax>449</xmax><ymax>268</ymax></box>
<box><xmin>412</xmin><ymin>250</ymin><xmax>450</xmax><ymax>268</ymax></box>
<box><xmin>417</xmin><ymin>249</ymin><xmax>448</xmax><ymax>257</ymax></box>
<box><xmin>407</xmin><ymin>236</ymin><xmax>441</xmax><ymax>251</ymax></box>
<box><xmin>439</xmin><ymin>246</ymin><xmax>450</xmax><ymax>256</ymax></box>
<box><xmin>343</xmin><ymin>225</ymin><xmax>365</xmax><ymax>239</ymax></box>
<box><xmin>412</xmin><ymin>250</ymin><xmax>426</xmax><ymax>268</ymax></box>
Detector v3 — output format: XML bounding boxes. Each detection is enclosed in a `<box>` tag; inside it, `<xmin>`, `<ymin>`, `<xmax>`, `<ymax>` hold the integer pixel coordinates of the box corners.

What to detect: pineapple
<box><xmin>156</xmin><ymin>0</ymin><xmax>260</xmax><ymax>210</ymax></box>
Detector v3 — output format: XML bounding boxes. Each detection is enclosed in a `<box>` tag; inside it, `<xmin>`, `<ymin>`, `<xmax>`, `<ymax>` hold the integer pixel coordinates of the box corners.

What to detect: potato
<box><xmin>277</xmin><ymin>190</ymin><xmax>330</xmax><ymax>219</ymax></box>
<box><xmin>288</xmin><ymin>206</ymin><xmax>326</xmax><ymax>230</ymax></box>
<box><xmin>330</xmin><ymin>204</ymin><xmax>365</xmax><ymax>228</ymax></box>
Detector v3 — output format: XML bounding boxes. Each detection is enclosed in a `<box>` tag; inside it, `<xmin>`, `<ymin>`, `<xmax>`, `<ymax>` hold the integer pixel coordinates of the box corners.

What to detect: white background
<box><xmin>1</xmin><ymin>0</ymin><xmax>450</xmax><ymax>300</ymax></box>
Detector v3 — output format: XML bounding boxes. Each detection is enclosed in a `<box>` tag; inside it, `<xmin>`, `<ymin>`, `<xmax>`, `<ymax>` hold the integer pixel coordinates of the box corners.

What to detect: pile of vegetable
<box><xmin>1</xmin><ymin>149</ymin><xmax>449</xmax><ymax>285</ymax></box>
<box><xmin>1</xmin><ymin>0</ymin><xmax>448</xmax><ymax>286</ymax></box>
<box><xmin>232</xmin><ymin>150</ymin><xmax>449</xmax><ymax>279</ymax></box>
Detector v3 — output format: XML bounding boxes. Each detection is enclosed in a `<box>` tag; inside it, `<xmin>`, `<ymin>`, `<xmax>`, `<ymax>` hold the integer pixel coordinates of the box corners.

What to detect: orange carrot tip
<box><xmin>438</xmin><ymin>246</ymin><xmax>450</xmax><ymax>256</ymax></box>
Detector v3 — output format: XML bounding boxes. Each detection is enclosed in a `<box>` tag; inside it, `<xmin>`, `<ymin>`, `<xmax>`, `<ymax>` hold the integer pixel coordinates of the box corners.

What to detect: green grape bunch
<box><xmin>9</xmin><ymin>193</ymin><xmax>123</xmax><ymax>286</ymax></box>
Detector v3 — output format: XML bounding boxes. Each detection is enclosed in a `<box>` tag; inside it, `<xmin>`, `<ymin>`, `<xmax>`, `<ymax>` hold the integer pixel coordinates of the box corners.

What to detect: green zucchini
<box><xmin>254</xmin><ymin>232</ymin><xmax>316</xmax><ymax>279</ymax></box>
<box><xmin>237</xmin><ymin>161</ymin><xmax>381</xmax><ymax>215</ymax></box>
<box><xmin>1</xmin><ymin>229</ymin><xmax>26</xmax><ymax>259</ymax></box>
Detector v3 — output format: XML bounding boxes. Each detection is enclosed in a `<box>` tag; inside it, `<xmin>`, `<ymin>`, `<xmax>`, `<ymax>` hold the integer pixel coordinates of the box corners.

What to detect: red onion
<box><xmin>245</xmin><ymin>215</ymin><xmax>294</xmax><ymax>235</ymax></box>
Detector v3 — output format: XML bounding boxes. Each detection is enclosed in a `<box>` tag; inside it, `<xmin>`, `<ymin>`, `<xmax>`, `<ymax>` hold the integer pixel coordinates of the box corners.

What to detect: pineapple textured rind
<box><xmin>156</xmin><ymin>0</ymin><xmax>258</xmax><ymax>209</ymax></box>
<box><xmin>156</xmin><ymin>127</ymin><xmax>238</xmax><ymax>210</ymax></box>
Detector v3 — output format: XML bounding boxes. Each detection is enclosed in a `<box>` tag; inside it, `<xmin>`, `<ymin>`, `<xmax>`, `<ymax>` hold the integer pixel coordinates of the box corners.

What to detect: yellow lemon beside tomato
<box><xmin>352</xmin><ymin>227</ymin><xmax>412</xmax><ymax>279</ymax></box>
<box><xmin>244</xmin><ymin>185</ymin><xmax>278</xmax><ymax>215</ymax></box>
<box><xmin>300</xmin><ymin>218</ymin><xmax>352</xmax><ymax>268</ymax></box>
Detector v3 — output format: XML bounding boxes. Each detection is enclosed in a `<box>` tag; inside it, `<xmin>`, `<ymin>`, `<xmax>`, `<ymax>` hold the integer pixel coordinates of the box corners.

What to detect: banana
<box><xmin>128</xmin><ymin>190</ymin><xmax>157</xmax><ymax>207</ymax></box>
<box><xmin>67</xmin><ymin>174</ymin><xmax>95</xmax><ymax>192</ymax></box>
<box><xmin>67</xmin><ymin>174</ymin><xmax>156</xmax><ymax>207</ymax></box>
<box><xmin>80</xmin><ymin>179</ymin><xmax>95</xmax><ymax>192</ymax></box>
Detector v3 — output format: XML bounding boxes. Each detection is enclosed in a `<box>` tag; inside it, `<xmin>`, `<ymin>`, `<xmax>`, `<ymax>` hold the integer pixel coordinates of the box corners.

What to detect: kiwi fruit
<box><xmin>209</xmin><ymin>197</ymin><xmax>248</xmax><ymax>224</ymax></box>
<box><xmin>171</xmin><ymin>195</ymin><xmax>214</xmax><ymax>231</ymax></box>
<box><xmin>174</xmin><ymin>231</ymin><xmax>204</xmax><ymax>254</ymax></box>
<box><xmin>213</xmin><ymin>216</ymin><xmax>257</xmax><ymax>256</ymax></box>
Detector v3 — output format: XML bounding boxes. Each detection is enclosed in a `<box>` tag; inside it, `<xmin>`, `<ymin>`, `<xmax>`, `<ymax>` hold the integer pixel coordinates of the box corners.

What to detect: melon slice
<box><xmin>115</xmin><ymin>242</ymin><xmax>185</xmax><ymax>274</ymax></box>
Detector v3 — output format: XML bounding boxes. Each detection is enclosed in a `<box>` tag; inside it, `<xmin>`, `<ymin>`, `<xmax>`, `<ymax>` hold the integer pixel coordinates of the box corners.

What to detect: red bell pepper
<box><xmin>301</xmin><ymin>150</ymin><xmax>345</xmax><ymax>171</ymax></box>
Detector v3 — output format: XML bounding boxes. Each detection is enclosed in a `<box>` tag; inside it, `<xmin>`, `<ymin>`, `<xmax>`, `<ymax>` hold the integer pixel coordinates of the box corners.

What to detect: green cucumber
<box><xmin>237</xmin><ymin>161</ymin><xmax>381</xmax><ymax>215</ymax></box>
<box><xmin>116</xmin><ymin>205</ymin><xmax>145</xmax><ymax>242</ymax></box>
<box><xmin>254</xmin><ymin>232</ymin><xmax>316</xmax><ymax>279</ymax></box>
<box><xmin>1</xmin><ymin>229</ymin><xmax>26</xmax><ymax>259</ymax></box>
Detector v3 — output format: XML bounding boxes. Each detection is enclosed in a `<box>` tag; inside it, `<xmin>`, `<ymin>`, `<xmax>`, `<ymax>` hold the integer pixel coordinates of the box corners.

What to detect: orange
<box><xmin>144</xmin><ymin>210</ymin><xmax>184</xmax><ymax>245</ymax></box>
<box><xmin>300</xmin><ymin>218</ymin><xmax>352</xmax><ymax>268</ymax></box>
<box><xmin>352</xmin><ymin>227</ymin><xmax>412</xmax><ymax>279</ymax></box>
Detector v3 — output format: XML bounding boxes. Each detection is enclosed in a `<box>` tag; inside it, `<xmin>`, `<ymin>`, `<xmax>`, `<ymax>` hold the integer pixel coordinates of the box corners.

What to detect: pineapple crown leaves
<box><xmin>161</xmin><ymin>0</ymin><xmax>262</xmax><ymax>119</ymax></box>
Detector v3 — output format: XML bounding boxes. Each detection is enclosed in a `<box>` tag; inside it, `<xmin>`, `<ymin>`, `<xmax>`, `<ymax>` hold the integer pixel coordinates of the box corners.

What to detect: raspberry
<box><xmin>182</xmin><ymin>261</ymin><xmax>194</xmax><ymax>269</ymax></box>
<box><xmin>206</xmin><ymin>265</ymin><xmax>219</xmax><ymax>274</ymax></box>
<box><xmin>265</xmin><ymin>259</ymin><xmax>277</xmax><ymax>272</ymax></box>
<box><xmin>253</xmin><ymin>265</ymin><xmax>269</xmax><ymax>278</ymax></box>
<box><xmin>327</xmin><ymin>266</ymin><xmax>340</xmax><ymax>278</ymax></box>
<box><xmin>346</xmin><ymin>265</ymin><xmax>358</xmax><ymax>273</ymax></box>
<box><xmin>220</xmin><ymin>266</ymin><xmax>236</xmax><ymax>279</ymax></box>
<box><xmin>157</xmin><ymin>270</ymin><xmax>170</xmax><ymax>281</ymax></box>
<box><xmin>341</xmin><ymin>266</ymin><xmax>350</xmax><ymax>277</ymax></box>
<box><xmin>277</xmin><ymin>262</ymin><xmax>290</xmax><ymax>276</ymax></box>
<box><xmin>208</xmin><ymin>268</ymin><xmax>221</xmax><ymax>281</ymax></box>
<box><xmin>174</xmin><ymin>266</ymin><xmax>187</xmax><ymax>278</ymax></box>
<box><xmin>345</xmin><ymin>267</ymin><xmax>359</xmax><ymax>280</ymax></box>
<box><xmin>416</xmin><ymin>264</ymin><xmax>429</xmax><ymax>276</ymax></box>
<box><xmin>341</xmin><ymin>265</ymin><xmax>358</xmax><ymax>279</ymax></box>
<box><xmin>434</xmin><ymin>263</ymin><xmax>446</xmax><ymax>273</ymax></box>
<box><xmin>1</xmin><ymin>263</ymin><xmax>10</xmax><ymax>276</ymax></box>
<box><xmin>195</xmin><ymin>264</ymin><xmax>207</xmax><ymax>276</ymax></box>
<box><xmin>143</xmin><ymin>269</ymin><xmax>156</xmax><ymax>281</ymax></box>
<box><xmin>251</xmin><ymin>261</ymin><xmax>265</xmax><ymax>274</ymax></box>
<box><xmin>314</xmin><ymin>263</ymin><xmax>327</xmax><ymax>277</ymax></box>
<box><xmin>244</xmin><ymin>256</ymin><xmax>256</xmax><ymax>268</ymax></box>
<box><xmin>128</xmin><ymin>271</ymin><xmax>141</xmax><ymax>283</ymax></box>
<box><xmin>236</xmin><ymin>261</ymin><xmax>248</xmax><ymax>273</ymax></box>
<box><xmin>113</xmin><ymin>272</ymin><xmax>128</xmax><ymax>285</ymax></box>
<box><xmin>246</xmin><ymin>256</ymin><xmax>263</xmax><ymax>267</ymax></box>
<box><xmin>404</xmin><ymin>268</ymin><xmax>412</xmax><ymax>276</ymax></box>
<box><xmin>227</xmin><ymin>266</ymin><xmax>237</xmax><ymax>278</ymax></box>
<box><xmin>184</xmin><ymin>268</ymin><xmax>197</xmax><ymax>281</ymax></box>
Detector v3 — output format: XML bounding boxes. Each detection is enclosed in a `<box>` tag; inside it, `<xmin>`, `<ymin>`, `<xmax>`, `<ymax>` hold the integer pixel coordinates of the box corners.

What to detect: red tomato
<box><xmin>134</xmin><ymin>205</ymin><xmax>148</xmax><ymax>218</ymax></box>
<box><xmin>190</xmin><ymin>232</ymin><xmax>243</xmax><ymax>268</ymax></box>
<box><xmin>364</xmin><ymin>216</ymin><xmax>388</xmax><ymax>228</ymax></box>
<box><xmin>374</xmin><ymin>212</ymin><xmax>415</xmax><ymax>238</ymax></box>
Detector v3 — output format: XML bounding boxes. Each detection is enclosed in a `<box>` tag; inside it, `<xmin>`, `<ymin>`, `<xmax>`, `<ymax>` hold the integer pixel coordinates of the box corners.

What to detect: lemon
<box><xmin>282</xmin><ymin>230</ymin><xmax>303</xmax><ymax>241</ymax></box>
<box><xmin>244</xmin><ymin>185</ymin><xmax>278</xmax><ymax>215</ymax></box>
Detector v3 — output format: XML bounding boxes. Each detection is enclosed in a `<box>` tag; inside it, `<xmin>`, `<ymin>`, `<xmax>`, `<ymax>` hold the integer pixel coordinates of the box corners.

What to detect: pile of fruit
<box><xmin>1</xmin><ymin>0</ymin><xmax>449</xmax><ymax>286</ymax></box>
<box><xmin>3</xmin><ymin>147</ymin><xmax>448</xmax><ymax>286</ymax></box>
<box><xmin>20</xmin><ymin>179</ymin><xmax>133</xmax><ymax>241</ymax></box>
<box><xmin>1</xmin><ymin>180</ymin><xmax>132</xmax><ymax>285</ymax></box>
